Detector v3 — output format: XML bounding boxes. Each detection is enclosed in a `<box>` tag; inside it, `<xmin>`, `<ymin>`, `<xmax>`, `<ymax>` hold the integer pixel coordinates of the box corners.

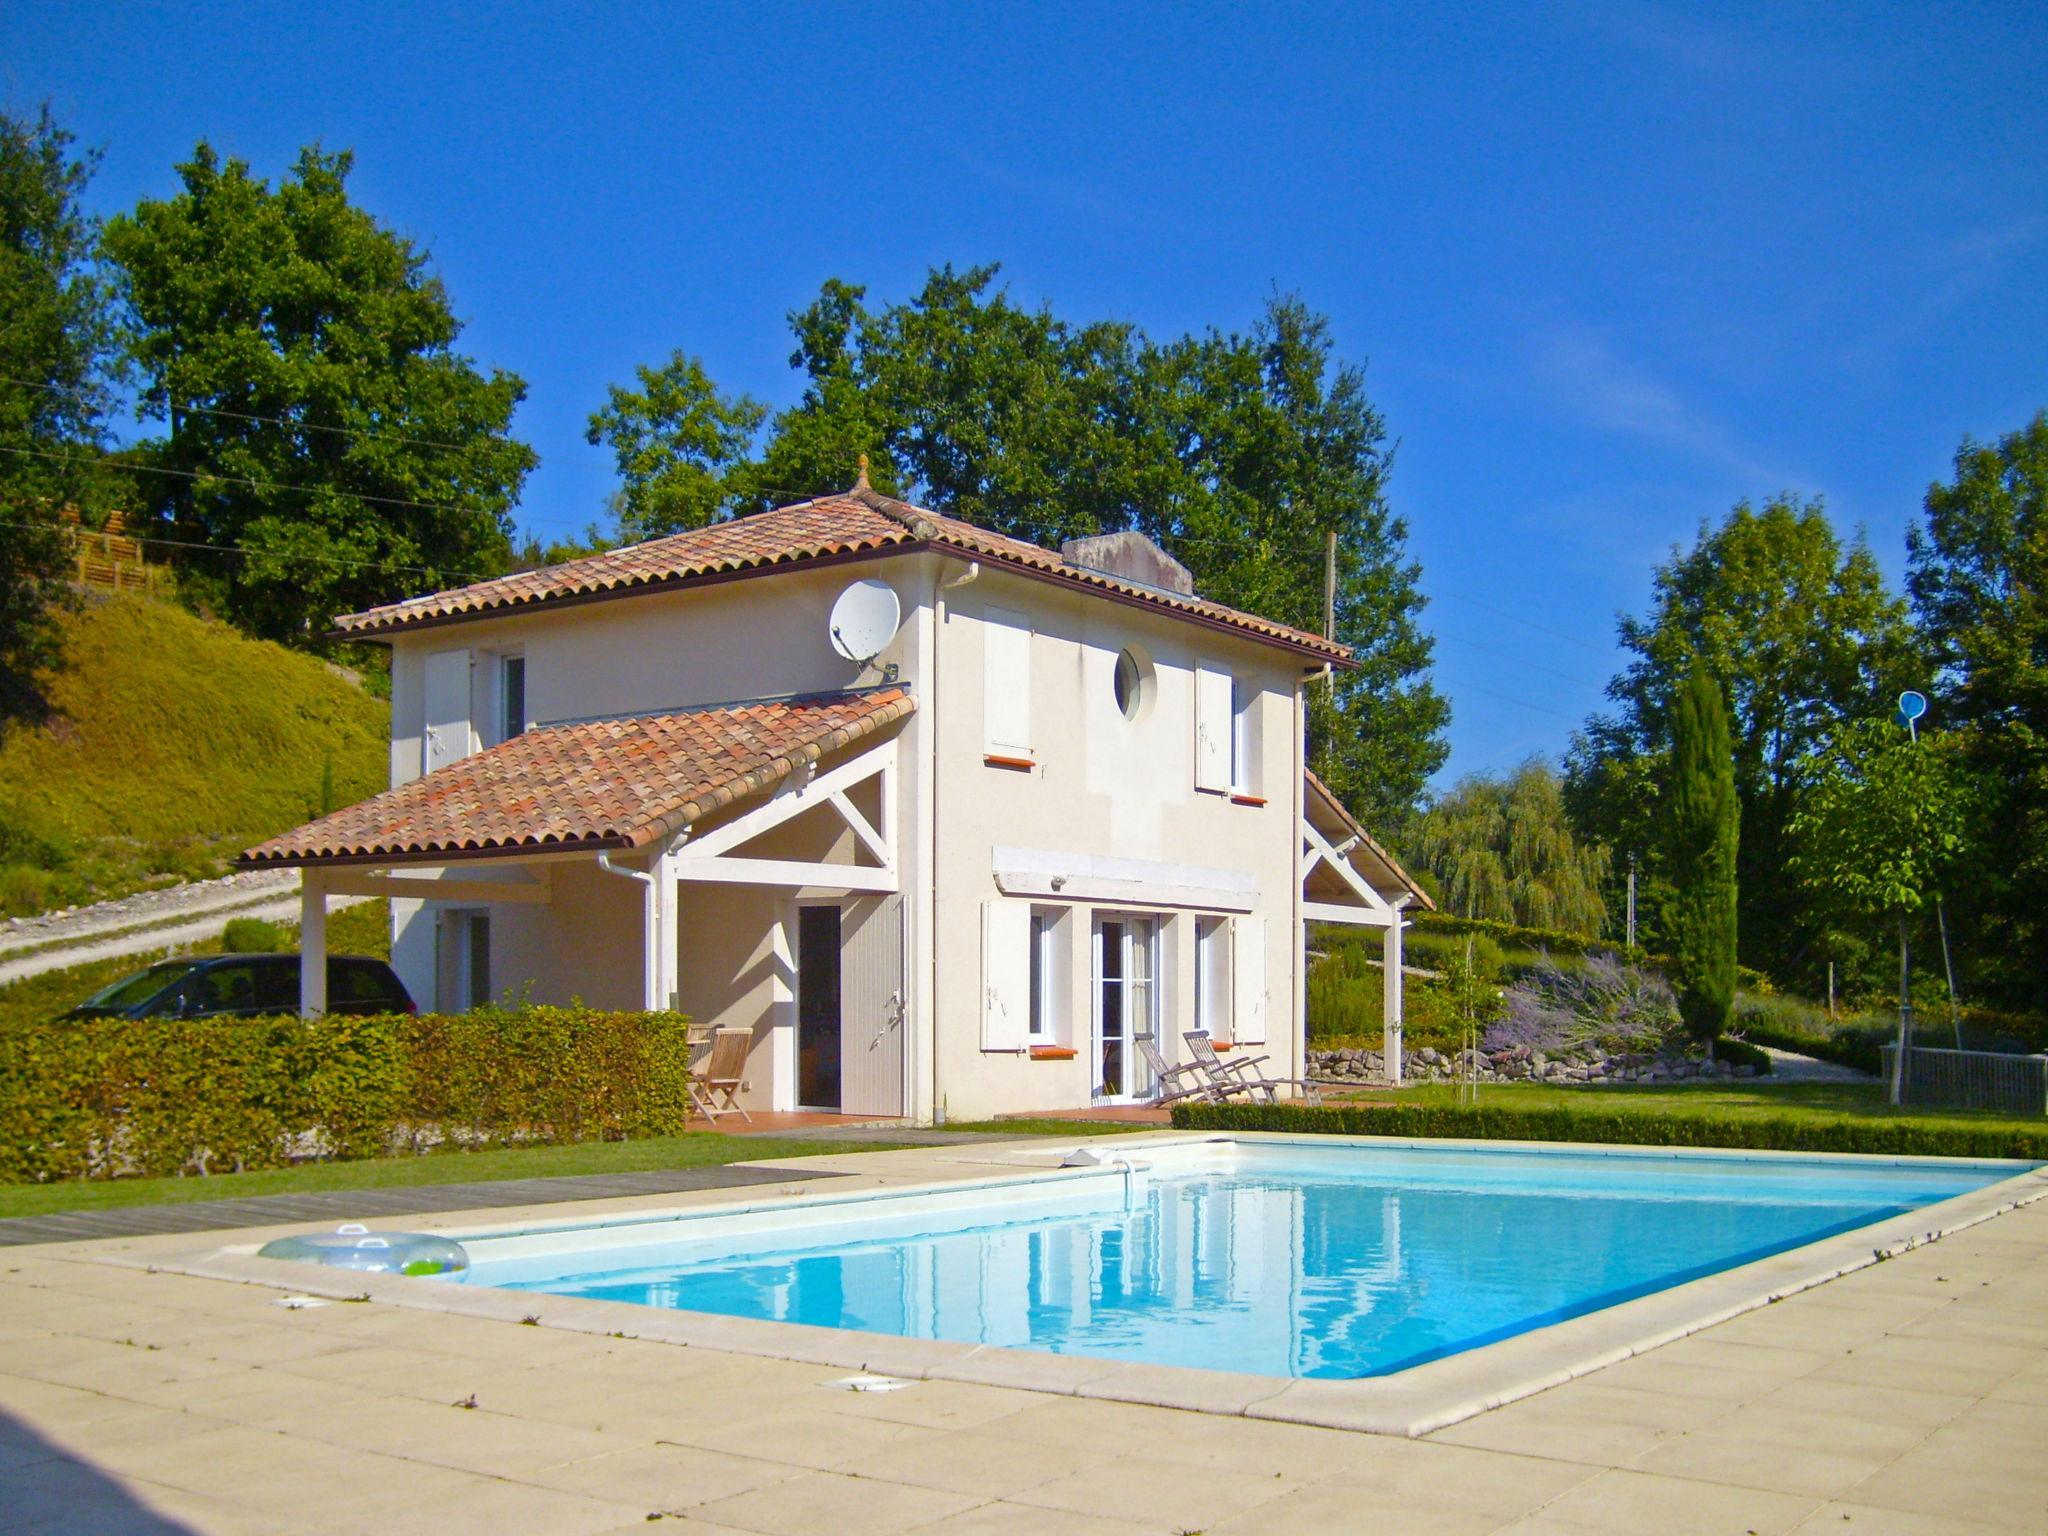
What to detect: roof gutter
<box><xmin>332</xmin><ymin>541</ymin><xmax>1355</xmax><ymax>667</ymax></box>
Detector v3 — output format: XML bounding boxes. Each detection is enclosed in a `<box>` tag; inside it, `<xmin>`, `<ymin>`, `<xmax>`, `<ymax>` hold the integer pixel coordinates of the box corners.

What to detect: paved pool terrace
<box><xmin>5</xmin><ymin>1131</ymin><xmax>2048</xmax><ymax>1535</ymax></box>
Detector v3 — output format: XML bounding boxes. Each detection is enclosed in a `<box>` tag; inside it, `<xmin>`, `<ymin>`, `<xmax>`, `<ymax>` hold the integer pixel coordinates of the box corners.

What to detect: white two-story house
<box><xmin>244</xmin><ymin>469</ymin><xmax>1428</xmax><ymax>1121</ymax></box>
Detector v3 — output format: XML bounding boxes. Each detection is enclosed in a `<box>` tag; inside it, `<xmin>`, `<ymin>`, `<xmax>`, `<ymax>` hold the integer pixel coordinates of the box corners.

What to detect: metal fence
<box><xmin>1880</xmin><ymin>1044</ymin><xmax>2048</xmax><ymax>1117</ymax></box>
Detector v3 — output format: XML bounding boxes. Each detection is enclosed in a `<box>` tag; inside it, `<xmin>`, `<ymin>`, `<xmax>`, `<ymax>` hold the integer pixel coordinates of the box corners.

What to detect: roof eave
<box><xmin>334</xmin><ymin>538</ymin><xmax>1354</xmax><ymax>665</ymax></box>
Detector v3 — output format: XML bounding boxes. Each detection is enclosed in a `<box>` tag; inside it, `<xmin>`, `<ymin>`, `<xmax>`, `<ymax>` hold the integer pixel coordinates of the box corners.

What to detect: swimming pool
<box><xmin>453</xmin><ymin>1138</ymin><xmax>2027</xmax><ymax>1380</ymax></box>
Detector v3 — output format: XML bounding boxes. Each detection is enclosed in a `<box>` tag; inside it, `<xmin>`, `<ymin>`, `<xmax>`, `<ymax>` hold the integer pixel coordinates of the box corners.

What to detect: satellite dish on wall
<box><xmin>829</xmin><ymin>578</ymin><xmax>900</xmax><ymax>665</ymax></box>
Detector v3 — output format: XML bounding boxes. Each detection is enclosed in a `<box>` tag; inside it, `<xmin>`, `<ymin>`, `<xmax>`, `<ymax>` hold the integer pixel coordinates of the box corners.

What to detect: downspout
<box><xmin>598</xmin><ymin>836</ymin><xmax>686</xmax><ymax>1011</ymax></box>
<box><xmin>930</xmin><ymin>559</ymin><xmax>981</xmax><ymax>1124</ymax></box>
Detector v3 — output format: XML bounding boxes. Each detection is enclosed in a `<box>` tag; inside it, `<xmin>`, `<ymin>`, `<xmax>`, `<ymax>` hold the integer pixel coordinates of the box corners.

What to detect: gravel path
<box><xmin>1759</xmin><ymin>1045</ymin><xmax>1873</xmax><ymax>1082</ymax></box>
<box><xmin>0</xmin><ymin>870</ymin><xmax>369</xmax><ymax>986</ymax></box>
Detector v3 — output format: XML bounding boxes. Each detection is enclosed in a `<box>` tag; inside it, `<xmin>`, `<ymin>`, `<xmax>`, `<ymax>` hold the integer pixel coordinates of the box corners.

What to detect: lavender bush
<box><xmin>1484</xmin><ymin>953</ymin><xmax>1681</xmax><ymax>1056</ymax></box>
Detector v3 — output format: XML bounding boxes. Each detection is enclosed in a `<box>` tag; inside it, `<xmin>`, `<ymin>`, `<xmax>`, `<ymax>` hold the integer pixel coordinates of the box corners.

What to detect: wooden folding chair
<box><xmin>688</xmin><ymin>1027</ymin><xmax>754</xmax><ymax>1123</ymax></box>
<box><xmin>1183</xmin><ymin>1031</ymin><xmax>1323</xmax><ymax>1106</ymax></box>
<box><xmin>1136</xmin><ymin>1036</ymin><xmax>1226</xmax><ymax>1105</ymax></box>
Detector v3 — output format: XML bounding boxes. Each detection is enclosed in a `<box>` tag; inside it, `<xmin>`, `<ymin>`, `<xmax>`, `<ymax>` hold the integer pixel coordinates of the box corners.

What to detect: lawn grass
<box><xmin>0</xmin><ymin>1131</ymin><xmax>907</xmax><ymax>1221</ymax></box>
<box><xmin>0</xmin><ymin>592</ymin><xmax>388</xmax><ymax>916</ymax></box>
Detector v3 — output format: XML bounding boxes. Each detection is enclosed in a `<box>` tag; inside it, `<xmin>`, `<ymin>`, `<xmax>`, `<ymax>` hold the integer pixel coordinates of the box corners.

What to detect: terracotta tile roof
<box><xmin>1304</xmin><ymin>768</ymin><xmax>1435</xmax><ymax>910</ymax></box>
<box><xmin>240</xmin><ymin>689</ymin><xmax>915</xmax><ymax>869</ymax></box>
<box><xmin>333</xmin><ymin>488</ymin><xmax>1352</xmax><ymax>664</ymax></box>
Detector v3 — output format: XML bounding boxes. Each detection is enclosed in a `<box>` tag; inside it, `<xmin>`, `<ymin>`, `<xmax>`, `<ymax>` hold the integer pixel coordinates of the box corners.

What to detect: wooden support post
<box><xmin>299</xmin><ymin>871</ymin><xmax>328</xmax><ymax>1017</ymax></box>
<box><xmin>1383</xmin><ymin>915</ymin><xmax>1404</xmax><ymax>1087</ymax></box>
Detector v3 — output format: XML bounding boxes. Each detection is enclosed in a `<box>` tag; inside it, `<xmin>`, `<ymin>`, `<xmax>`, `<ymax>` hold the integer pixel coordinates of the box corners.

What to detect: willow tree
<box><xmin>1664</xmin><ymin>666</ymin><xmax>1738</xmax><ymax>1051</ymax></box>
<box><xmin>1410</xmin><ymin>759</ymin><xmax>1611</xmax><ymax>934</ymax></box>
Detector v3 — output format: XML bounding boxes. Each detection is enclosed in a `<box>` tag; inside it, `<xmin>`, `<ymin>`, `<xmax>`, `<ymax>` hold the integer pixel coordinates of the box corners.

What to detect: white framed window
<box><xmin>1028</xmin><ymin>909</ymin><xmax>1060</xmax><ymax>1039</ymax></box>
<box><xmin>1230</xmin><ymin>677</ymin><xmax>1262</xmax><ymax>795</ymax></box>
<box><xmin>499</xmin><ymin>653</ymin><xmax>526</xmax><ymax>743</ymax></box>
<box><xmin>435</xmin><ymin>908</ymin><xmax>491</xmax><ymax>1012</ymax></box>
<box><xmin>1194</xmin><ymin>915</ymin><xmax>1232</xmax><ymax>1041</ymax></box>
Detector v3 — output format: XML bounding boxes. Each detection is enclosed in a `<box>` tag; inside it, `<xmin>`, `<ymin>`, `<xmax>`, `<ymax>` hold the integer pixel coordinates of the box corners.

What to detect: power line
<box><xmin>1431</xmin><ymin>590</ymin><xmax>1618</xmax><ymax>658</ymax></box>
<box><xmin>2</xmin><ymin>375</ymin><xmax>479</xmax><ymax>455</ymax></box>
<box><xmin>0</xmin><ymin>443</ymin><xmax>515</xmax><ymax>522</ymax></box>
<box><xmin>4</xmin><ymin>515</ymin><xmax>491</xmax><ymax>582</ymax></box>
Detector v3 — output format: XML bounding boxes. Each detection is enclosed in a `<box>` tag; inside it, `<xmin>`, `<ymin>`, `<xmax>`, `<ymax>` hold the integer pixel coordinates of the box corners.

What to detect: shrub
<box><xmin>0</xmin><ymin>864</ymin><xmax>56</xmax><ymax>918</ymax></box>
<box><xmin>1170</xmin><ymin>1100</ymin><xmax>2048</xmax><ymax>1160</ymax></box>
<box><xmin>1713</xmin><ymin>1036</ymin><xmax>1774</xmax><ymax>1076</ymax></box>
<box><xmin>221</xmin><ymin>917</ymin><xmax>287</xmax><ymax>953</ymax></box>
<box><xmin>0</xmin><ymin>1005</ymin><xmax>695</xmax><ymax>1183</ymax></box>
<box><xmin>1489</xmin><ymin>953</ymin><xmax>1680</xmax><ymax>1057</ymax></box>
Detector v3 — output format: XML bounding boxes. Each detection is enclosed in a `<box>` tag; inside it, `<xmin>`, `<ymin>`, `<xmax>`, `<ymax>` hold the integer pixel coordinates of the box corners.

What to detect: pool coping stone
<box><xmin>76</xmin><ymin>1129</ymin><xmax>2048</xmax><ymax>1438</ymax></box>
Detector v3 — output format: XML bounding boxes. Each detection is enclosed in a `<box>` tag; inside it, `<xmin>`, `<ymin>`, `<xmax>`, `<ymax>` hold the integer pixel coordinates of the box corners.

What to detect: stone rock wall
<box><xmin>1308</xmin><ymin>1043</ymin><xmax>1759</xmax><ymax>1087</ymax></box>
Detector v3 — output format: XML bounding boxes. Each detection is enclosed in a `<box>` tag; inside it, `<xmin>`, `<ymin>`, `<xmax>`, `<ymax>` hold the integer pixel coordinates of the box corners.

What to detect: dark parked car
<box><xmin>66</xmin><ymin>954</ymin><xmax>415</xmax><ymax>1021</ymax></box>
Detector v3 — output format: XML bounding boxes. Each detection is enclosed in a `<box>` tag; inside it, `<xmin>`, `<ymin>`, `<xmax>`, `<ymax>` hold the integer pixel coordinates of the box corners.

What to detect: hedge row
<box><xmin>0</xmin><ymin>1007</ymin><xmax>696</xmax><ymax>1184</ymax></box>
<box><xmin>1169</xmin><ymin>1100</ymin><xmax>2048</xmax><ymax>1161</ymax></box>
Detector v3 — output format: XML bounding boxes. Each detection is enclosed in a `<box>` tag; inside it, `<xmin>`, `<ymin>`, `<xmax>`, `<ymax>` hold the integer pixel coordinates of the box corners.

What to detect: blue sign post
<box><xmin>1896</xmin><ymin>690</ymin><xmax>1928</xmax><ymax>740</ymax></box>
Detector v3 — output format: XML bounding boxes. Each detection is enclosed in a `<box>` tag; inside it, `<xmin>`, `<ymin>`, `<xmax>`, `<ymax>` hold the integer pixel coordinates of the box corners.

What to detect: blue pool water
<box><xmin>460</xmin><ymin>1142</ymin><xmax>2022</xmax><ymax>1378</ymax></box>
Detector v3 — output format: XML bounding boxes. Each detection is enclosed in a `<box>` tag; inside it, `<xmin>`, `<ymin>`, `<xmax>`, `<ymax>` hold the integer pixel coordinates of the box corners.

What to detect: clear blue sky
<box><xmin>7</xmin><ymin>1</ymin><xmax>2044</xmax><ymax>787</ymax></box>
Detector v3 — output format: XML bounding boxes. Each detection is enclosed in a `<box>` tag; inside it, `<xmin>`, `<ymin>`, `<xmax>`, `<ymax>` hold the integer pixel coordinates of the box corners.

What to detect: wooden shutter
<box><xmin>1232</xmin><ymin>914</ymin><xmax>1267</xmax><ymax>1045</ymax></box>
<box><xmin>1194</xmin><ymin>664</ymin><xmax>1232</xmax><ymax>791</ymax></box>
<box><xmin>841</xmin><ymin>896</ymin><xmax>905</xmax><ymax>1116</ymax></box>
<box><xmin>984</xmin><ymin>608</ymin><xmax>1033</xmax><ymax>756</ymax></box>
<box><xmin>423</xmin><ymin>649</ymin><xmax>474</xmax><ymax>774</ymax></box>
<box><xmin>982</xmin><ymin>899</ymin><xmax>1032</xmax><ymax>1051</ymax></box>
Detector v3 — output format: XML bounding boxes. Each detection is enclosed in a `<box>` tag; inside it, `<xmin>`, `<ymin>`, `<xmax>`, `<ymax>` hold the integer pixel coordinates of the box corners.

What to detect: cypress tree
<box><xmin>1666</xmin><ymin>665</ymin><xmax>1739</xmax><ymax>1050</ymax></box>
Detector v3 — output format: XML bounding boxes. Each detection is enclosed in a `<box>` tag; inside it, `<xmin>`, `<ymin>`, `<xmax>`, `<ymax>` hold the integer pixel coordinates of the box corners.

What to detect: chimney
<box><xmin>1058</xmin><ymin>531</ymin><xmax>1195</xmax><ymax>597</ymax></box>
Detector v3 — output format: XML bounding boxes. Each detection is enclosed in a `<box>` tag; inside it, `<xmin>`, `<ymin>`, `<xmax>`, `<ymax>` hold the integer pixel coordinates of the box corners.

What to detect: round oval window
<box><xmin>1113</xmin><ymin>649</ymin><xmax>1144</xmax><ymax>719</ymax></box>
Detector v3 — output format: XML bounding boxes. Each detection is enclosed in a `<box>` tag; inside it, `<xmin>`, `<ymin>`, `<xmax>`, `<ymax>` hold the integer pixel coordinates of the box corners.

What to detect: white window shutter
<box><xmin>423</xmin><ymin>649</ymin><xmax>474</xmax><ymax>774</ymax></box>
<box><xmin>1232</xmin><ymin>915</ymin><xmax>1267</xmax><ymax>1045</ymax></box>
<box><xmin>982</xmin><ymin>899</ymin><xmax>1033</xmax><ymax>1051</ymax></box>
<box><xmin>1194</xmin><ymin>664</ymin><xmax>1232</xmax><ymax>791</ymax></box>
<box><xmin>984</xmin><ymin>609</ymin><xmax>1033</xmax><ymax>756</ymax></box>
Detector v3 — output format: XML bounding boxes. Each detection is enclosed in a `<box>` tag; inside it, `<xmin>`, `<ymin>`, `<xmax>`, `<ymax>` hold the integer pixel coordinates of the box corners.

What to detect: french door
<box><xmin>1092</xmin><ymin>915</ymin><xmax>1159</xmax><ymax>1103</ymax></box>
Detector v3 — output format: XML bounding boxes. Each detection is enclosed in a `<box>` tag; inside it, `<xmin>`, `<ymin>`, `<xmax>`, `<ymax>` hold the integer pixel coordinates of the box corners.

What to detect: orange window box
<box><xmin>1028</xmin><ymin>1044</ymin><xmax>1078</xmax><ymax>1060</ymax></box>
<box><xmin>984</xmin><ymin>753</ymin><xmax>1036</xmax><ymax>771</ymax></box>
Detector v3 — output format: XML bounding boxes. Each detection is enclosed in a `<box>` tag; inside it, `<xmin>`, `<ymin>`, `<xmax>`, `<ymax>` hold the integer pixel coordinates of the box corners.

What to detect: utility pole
<box><xmin>1321</xmin><ymin>529</ymin><xmax>1338</xmax><ymax>696</ymax></box>
<box><xmin>1322</xmin><ymin>529</ymin><xmax>1337</xmax><ymax>640</ymax></box>
<box><xmin>1625</xmin><ymin>852</ymin><xmax>1637</xmax><ymax>952</ymax></box>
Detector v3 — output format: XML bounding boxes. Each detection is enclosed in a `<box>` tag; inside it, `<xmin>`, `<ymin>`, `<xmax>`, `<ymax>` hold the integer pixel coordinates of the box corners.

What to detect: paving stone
<box><xmin>0</xmin><ymin>1164</ymin><xmax>850</xmax><ymax>1247</ymax></box>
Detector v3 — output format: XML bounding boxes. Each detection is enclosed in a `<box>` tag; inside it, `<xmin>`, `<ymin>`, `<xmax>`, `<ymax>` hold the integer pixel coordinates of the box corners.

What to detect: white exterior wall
<box><xmin>383</xmin><ymin>561</ymin><xmax>929</xmax><ymax>1032</ymax></box>
<box><xmin>372</xmin><ymin>551</ymin><xmax>1308</xmax><ymax>1122</ymax></box>
<box><xmin>925</xmin><ymin>569</ymin><xmax>1307</xmax><ymax>1122</ymax></box>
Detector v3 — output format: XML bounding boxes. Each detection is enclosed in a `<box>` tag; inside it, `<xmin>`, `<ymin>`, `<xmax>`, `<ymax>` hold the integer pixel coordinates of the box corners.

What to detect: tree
<box><xmin>0</xmin><ymin>105</ymin><xmax>122</xmax><ymax>727</ymax></box>
<box><xmin>1410</xmin><ymin>759</ymin><xmax>1612</xmax><ymax>934</ymax></box>
<box><xmin>101</xmin><ymin>144</ymin><xmax>536</xmax><ymax>645</ymax></box>
<box><xmin>1907</xmin><ymin>414</ymin><xmax>2048</xmax><ymax>1003</ymax></box>
<box><xmin>1566</xmin><ymin>496</ymin><xmax>1919</xmax><ymax>980</ymax></box>
<box><xmin>1663</xmin><ymin>666</ymin><xmax>1738</xmax><ymax>1050</ymax></box>
<box><xmin>597</xmin><ymin>267</ymin><xmax>1449</xmax><ymax>825</ymax></box>
<box><xmin>585</xmin><ymin>351</ymin><xmax>763</xmax><ymax>541</ymax></box>
<box><xmin>1789</xmin><ymin>718</ymin><xmax>1981</xmax><ymax>1099</ymax></box>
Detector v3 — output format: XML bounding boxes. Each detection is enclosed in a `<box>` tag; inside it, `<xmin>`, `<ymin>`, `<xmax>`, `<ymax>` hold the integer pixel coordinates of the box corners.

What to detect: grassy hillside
<box><xmin>0</xmin><ymin>594</ymin><xmax>389</xmax><ymax>916</ymax></box>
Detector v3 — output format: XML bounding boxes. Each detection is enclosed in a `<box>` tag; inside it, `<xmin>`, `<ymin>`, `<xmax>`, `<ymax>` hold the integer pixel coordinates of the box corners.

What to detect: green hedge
<box><xmin>0</xmin><ymin>1007</ymin><xmax>696</xmax><ymax>1183</ymax></box>
<box><xmin>1169</xmin><ymin>1101</ymin><xmax>2048</xmax><ymax>1161</ymax></box>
